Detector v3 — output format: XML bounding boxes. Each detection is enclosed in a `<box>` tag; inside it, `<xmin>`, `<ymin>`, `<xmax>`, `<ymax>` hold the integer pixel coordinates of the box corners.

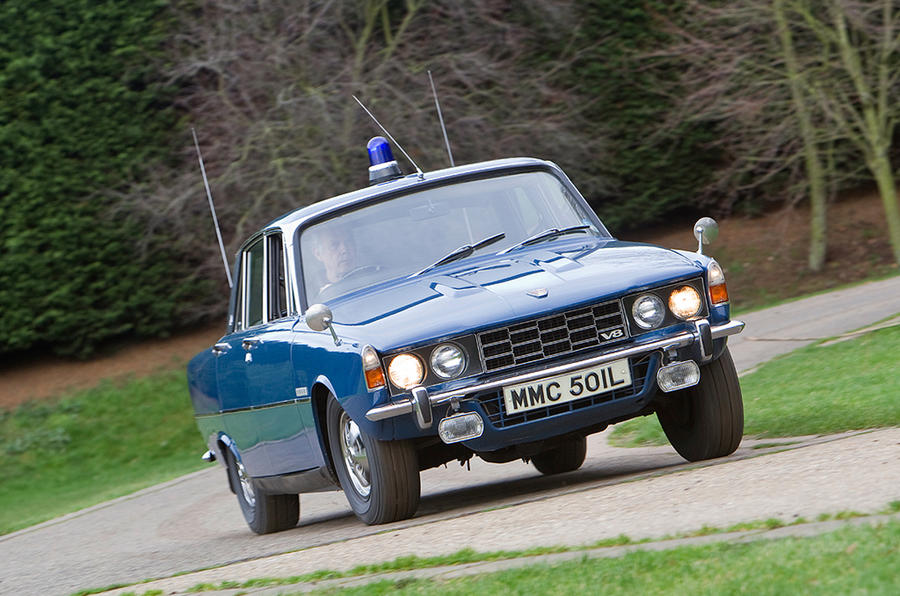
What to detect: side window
<box><xmin>245</xmin><ymin>239</ymin><xmax>265</xmax><ymax>328</ymax></box>
<box><xmin>268</xmin><ymin>234</ymin><xmax>288</xmax><ymax>320</ymax></box>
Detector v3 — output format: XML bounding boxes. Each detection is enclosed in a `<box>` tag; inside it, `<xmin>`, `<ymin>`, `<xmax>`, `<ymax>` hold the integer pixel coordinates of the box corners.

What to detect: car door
<box><xmin>216</xmin><ymin>236</ymin><xmax>270</xmax><ymax>475</ymax></box>
<box><xmin>244</xmin><ymin>232</ymin><xmax>317</xmax><ymax>474</ymax></box>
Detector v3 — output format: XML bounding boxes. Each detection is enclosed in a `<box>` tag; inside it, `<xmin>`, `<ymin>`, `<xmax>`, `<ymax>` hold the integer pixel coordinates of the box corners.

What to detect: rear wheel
<box><xmin>656</xmin><ymin>348</ymin><xmax>744</xmax><ymax>462</ymax></box>
<box><xmin>226</xmin><ymin>450</ymin><xmax>299</xmax><ymax>534</ymax></box>
<box><xmin>531</xmin><ymin>435</ymin><xmax>587</xmax><ymax>475</ymax></box>
<box><xmin>326</xmin><ymin>396</ymin><xmax>420</xmax><ymax>525</ymax></box>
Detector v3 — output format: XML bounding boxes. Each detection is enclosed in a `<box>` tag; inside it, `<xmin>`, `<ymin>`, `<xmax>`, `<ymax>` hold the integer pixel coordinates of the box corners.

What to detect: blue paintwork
<box><xmin>186</xmin><ymin>155</ymin><xmax>737</xmax><ymax>488</ymax></box>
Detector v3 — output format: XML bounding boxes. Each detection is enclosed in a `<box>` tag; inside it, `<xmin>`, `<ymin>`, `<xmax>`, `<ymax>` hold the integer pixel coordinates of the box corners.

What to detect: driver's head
<box><xmin>313</xmin><ymin>224</ymin><xmax>356</xmax><ymax>283</ymax></box>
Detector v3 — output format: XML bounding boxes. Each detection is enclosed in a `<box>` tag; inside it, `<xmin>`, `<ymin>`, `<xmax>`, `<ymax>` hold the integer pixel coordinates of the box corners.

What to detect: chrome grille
<box><xmin>476</xmin><ymin>354</ymin><xmax>653</xmax><ymax>428</ymax></box>
<box><xmin>477</xmin><ymin>300</ymin><xmax>627</xmax><ymax>373</ymax></box>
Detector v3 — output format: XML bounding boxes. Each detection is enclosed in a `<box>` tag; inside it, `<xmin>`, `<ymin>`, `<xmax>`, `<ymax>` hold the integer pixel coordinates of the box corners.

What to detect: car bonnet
<box><xmin>325</xmin><ymin>239</ymin><xmax>704</xmax><ymax>351</ymax></box>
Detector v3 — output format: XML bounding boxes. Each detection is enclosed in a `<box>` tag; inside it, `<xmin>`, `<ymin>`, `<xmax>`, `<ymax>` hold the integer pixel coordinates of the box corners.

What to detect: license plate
<box><xmin>502</xmin><ymin>359</ymin><xmax>632</xmax><ymax>415</ymax></box>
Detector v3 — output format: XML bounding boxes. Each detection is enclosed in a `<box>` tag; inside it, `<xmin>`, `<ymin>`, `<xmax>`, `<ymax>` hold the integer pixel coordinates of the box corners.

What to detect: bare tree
<box><xmin>651</xmin><ymin>0</ymin><xmax>898</xmax><ymax>270</ymax></box>
<box><xmin>119</xmin><ymin>0</ymin><xmax>608</xmax><ymax>318</ymax></box>
<box><xmin>795</xmin><ymin>0</ymin><xmax>900</xmax><ymax>264</ymax></box>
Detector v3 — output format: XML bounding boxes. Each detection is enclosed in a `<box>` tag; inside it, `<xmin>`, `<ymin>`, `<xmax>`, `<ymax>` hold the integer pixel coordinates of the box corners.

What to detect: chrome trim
<box><xmin>365</xmin><ymin>319</ymin><xmax>744</xmax><ymax>422</ymax></box>
<box><xmin>411</xmin><ymin>386</ymin><xmax>433</xmax><ymax>429</ymax></box>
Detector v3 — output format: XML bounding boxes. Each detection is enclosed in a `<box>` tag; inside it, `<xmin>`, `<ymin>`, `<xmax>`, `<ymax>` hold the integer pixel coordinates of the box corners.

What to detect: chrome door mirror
<box><xmin>306</xmin><ymin>303</ymin><xmax>341</xmax><ymax>345</ymax></box>
<box><xmin>693</xmin><ymin>217</ymin><xmax>719</xmax><ymax>255</ymax></box>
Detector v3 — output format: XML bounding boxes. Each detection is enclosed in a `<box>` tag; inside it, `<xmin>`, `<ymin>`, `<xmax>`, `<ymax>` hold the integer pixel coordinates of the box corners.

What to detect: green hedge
<box><xmin>569</xmin><ymin>2</ymin><xmax>721</xmax><ymax>232</ymax></box>
<box><xmin>0</xmin><ymin>0</ymin><xmax>189</xmax><ymax>356</ymax></box>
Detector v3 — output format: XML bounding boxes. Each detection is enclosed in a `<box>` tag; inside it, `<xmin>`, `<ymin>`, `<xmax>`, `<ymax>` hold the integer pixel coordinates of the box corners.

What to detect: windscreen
<box><xmin>299</xmin><ymin>171</ymin><xmax>607</xmax><ymax>303</ymax></box>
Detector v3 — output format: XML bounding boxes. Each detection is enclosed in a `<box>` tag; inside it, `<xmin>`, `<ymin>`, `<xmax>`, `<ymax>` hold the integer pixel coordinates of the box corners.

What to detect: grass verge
<box><xmin>0</xmin><ymin>369</ymin><xmax>206</xmax><ymax>535</ymax></box>
<box><xmin>610</xmin><ymin>325</ymin><xmax>900</xmax><ymax>447</ymax></box>
<box><xmin>322</xmin><ymin>519</ymin><xmax>900</xmax><ymax>596</ymax></box>
<box><xmin>147</xmin><ymin>513</ymin><xmax>900</xmax><ymax>595</ymax></box>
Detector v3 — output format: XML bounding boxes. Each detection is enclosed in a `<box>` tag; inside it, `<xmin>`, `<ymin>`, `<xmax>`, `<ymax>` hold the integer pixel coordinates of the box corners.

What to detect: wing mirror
<box><xmin>693</xmin><ymin>217</ymin><xmax>719</xmax><ymax>255</ymax></box>
<box><xmin>306</xmin><ymin>303</ymin><xmax>341</xmax><ymax>346</ymax></box>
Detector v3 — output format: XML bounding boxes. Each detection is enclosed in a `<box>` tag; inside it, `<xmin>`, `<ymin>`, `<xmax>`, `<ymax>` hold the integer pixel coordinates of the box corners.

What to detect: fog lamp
<box><xmin>657</xmin><ymin>361</ymin><xmax>701</xmax><ymax>393</ymax></box>
<box><xmin>438</xmin><ymin>412</ymin><xmax>484</xmax><ymax>444</ymax></box>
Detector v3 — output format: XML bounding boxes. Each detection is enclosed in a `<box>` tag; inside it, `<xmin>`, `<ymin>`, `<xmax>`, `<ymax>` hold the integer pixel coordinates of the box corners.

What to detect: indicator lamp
<box><xmin>367</xmin><ymin>136</ymin><xmax>403</xmax><ymax>185</ymax></box>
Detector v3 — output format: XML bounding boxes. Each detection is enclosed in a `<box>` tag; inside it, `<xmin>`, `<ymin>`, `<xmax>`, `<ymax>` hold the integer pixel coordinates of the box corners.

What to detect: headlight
<box><xmin>668</xmin><ymin>285</ymin><xmax>702</xmax><ymax>320</ymax></box>
<box><xmin>387</xmin><ymin>354</ymin><xmax>425</xmax><ymax>389</ymax></box>
<box><xmin>430</xmin><ymin>343</ymin><xmax>467</xmax><ymax>379</ymax></box>
<box><xmin>632</xmin><ymin>294</ymin><xmax>665</xmax><ymax>329</ymax></box>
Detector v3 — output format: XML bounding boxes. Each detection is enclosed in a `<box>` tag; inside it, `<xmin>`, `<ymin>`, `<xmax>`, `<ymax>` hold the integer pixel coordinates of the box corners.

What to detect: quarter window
<box><xmin>245</xmin><ymin>239</ymin><xmax>265</xmax><ymax>328</ymax></box>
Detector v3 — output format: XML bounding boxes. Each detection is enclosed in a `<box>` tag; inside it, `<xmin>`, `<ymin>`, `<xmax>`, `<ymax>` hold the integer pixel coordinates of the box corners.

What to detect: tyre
<box><xmin>656</xmin><ymin>347</ymin><xmax>744</xmax><ymax>462</ymax></box>
<box><xmin>226</xmin><ymin>449</ymin><xmax>299</xmax><ymax>534</ymax></box>
<box><xmin>326</xmin><ymin>396</ymin><xmax>420</xmax><ymax>525</ymax></box>
<box><xmin>531</xmin><ymin>435</ymin><xmax>587</xmax><ymax>475</ymax></box>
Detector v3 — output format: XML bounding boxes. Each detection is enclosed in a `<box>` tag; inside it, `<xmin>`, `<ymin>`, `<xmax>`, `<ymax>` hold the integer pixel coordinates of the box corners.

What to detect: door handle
<box><xmin>242</xmin><ymin>338</ymin><xmax>261</xmax><ymax>351</ymax></box>
<box><xmin>212</xmin><ymin>342</ymin><xmax>231</xmax><ymax>355</ymax></box>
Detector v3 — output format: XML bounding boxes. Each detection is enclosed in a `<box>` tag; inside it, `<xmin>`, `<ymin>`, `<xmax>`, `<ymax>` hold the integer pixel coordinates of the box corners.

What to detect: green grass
<box><xmin>610</xmin><ymin>325</ymin><xmax>900</xmax><ymax>447</ymax></box>
<box><xmin>0</xmin><ymin>369</ymin><xmax>206</xmax><ymax>535</ymax></box>
<box><xmin>175</xmin><ymin>519</ymin><xmax>900</xmax><ymax>595</ymax></box>
<box><xmin>307</xmin><ymin>520</ymin><xmax>900</xmax><ymax>595</ymax></box>
<box><xmin>176</xmin><ymin>511</ymin><xmax>900</xmax><ymax>594</ymax></box>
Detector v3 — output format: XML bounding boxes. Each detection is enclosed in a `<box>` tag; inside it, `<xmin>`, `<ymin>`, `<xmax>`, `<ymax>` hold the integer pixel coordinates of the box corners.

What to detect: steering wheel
<box><xmin>315</xmin><ymin>265</ymin><xmax>382</xmax><ymax>302</ymax></box>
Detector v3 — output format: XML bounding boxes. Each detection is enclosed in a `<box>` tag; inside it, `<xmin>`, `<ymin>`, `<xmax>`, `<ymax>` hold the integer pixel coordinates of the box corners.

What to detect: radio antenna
<box><xmin>191</xmin><ymin>128</ymin><xmax>233</xmax><ymax>289</ymax></box>
<box><xmin>428</xmin><ymin>71</ymin><xmax>455</xmax><ymax>167</ymax></box>
<box><xmin>352</xmin><ymin>95</ymin><xmax>424</xmax><ymax>180</ymax></box>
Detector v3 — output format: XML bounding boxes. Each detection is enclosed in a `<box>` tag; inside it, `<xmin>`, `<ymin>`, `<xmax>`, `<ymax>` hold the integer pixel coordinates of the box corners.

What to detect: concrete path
<box><xmin>2</xmin><ymin>275</ymin><xmax>899</xmax><ymax>596</ymax></box>
<box><xmin>727</xmin><ymin>275</ymin><xmax>900</xmax><ymax>374</ymax></box>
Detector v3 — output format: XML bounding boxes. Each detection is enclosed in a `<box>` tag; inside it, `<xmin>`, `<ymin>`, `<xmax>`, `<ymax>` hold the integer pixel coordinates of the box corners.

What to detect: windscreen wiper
<box><xmin>413</xmin><ymin>232</ymin><xmax>506</xmax><ymax>276</ymax></box>
<box><xmin>498</xmin><ymin>224</ymin><xmax>592</xmax><ymax>254</ymax></box>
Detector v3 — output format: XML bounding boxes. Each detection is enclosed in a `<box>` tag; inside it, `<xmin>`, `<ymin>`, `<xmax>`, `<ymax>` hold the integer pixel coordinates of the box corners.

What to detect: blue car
<box><xmin>187</xmin><ymin>138</ymin><xmax>745</xmax><ymax>534</ymax></box>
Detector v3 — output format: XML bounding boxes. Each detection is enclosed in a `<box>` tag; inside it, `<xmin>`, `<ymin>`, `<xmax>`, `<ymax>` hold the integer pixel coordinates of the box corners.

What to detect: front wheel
<box><xmin>656</xmin><ymin>348</ymin><xmax>744</xmax><ymax>462</ymax></box>
<box><xmin>327</xmin><ymin>396</ymin><xmax>420</xmax><ymax>525</ymax></box>
<box><xmin>226</xmin><ymin>450</ymin><xmax>299</xmax><ymax>534</ymax></box>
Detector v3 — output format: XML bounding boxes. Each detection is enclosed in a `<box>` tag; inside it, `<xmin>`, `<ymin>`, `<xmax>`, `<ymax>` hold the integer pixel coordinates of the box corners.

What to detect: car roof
<box><xmin>262</xmin><ymin>157</ymin><xmax>559</xmax><ymax>233</ymax></box>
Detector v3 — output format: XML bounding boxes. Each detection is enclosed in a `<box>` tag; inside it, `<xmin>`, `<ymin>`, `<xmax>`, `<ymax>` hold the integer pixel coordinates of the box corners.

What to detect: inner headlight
<box><xmin>388</xmin><ymin>354</ymin><xmax>425</xmax><ymax>389</ymax></box>
<box><xmin>632</xmin><ymin>294</ymin><xmax>665</xmax><ymax>329</ymax></box>
<box><xmin>430</xmin><ymin>343</ymin><xmax>466</xmax><ymax>379</ymax></box>
<box><xmin>668</xmin><ymin>285</ymin><xmax>702</xmax><ymax>320</ymax></box>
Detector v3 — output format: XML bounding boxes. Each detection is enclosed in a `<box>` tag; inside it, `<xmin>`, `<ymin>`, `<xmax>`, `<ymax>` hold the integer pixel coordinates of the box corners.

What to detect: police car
<box><xmin>187</xmin><ymin>137</ymin><xmax>745</xmax><ymax>534</ymax></box>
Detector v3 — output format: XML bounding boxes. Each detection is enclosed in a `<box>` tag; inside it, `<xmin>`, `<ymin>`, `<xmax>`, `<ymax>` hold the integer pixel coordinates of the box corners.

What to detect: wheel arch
<box><xmin>311</xmin><ymin>379</ymin><xmax>339</xmax><ymax>483</ymax></box>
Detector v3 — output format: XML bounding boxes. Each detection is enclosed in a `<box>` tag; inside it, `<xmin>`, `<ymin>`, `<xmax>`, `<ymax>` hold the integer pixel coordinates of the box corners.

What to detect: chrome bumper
<box><xmin>365</xmin><ymin>318</ymin><xmax>745</xmax><ymax>423</ymax></box>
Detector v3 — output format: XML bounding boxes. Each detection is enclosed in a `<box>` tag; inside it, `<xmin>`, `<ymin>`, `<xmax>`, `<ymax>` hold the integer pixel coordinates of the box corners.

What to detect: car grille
<box><xmin>475</xmin><ymin>354</ymin><xmax>653</xmax><ymax>428</ymax></box>
<box><xmin>476</xmin><ymin>299</ymin><xmax>628</xmax><ymax>373</ymax></box>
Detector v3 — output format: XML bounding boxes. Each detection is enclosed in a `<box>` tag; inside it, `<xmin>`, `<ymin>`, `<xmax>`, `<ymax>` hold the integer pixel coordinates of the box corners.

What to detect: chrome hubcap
<box><xmin>339</xmin><ymin>411</ymin><xmax>370</xmax><ymax>498</ymax></box>
<box><xmin>236</xmin><ymin>458</ymin><xmax>256</xmax><ymax>507</ymax></box>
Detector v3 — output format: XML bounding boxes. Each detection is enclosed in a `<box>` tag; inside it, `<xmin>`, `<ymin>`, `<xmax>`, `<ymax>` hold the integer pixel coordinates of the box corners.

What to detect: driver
<box><xmin>314</xmin><ymin>225</ymin><xmax>357</xmax><ymax>285</ymax></box>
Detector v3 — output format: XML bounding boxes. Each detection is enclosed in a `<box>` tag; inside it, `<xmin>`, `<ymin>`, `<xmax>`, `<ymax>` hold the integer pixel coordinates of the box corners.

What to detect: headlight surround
<box><xmin>387</xmin><ymin>354</ymin><xmax>425</xmax><ymax>389</ymax></box>
<box><xmin>632</xmin><ymin>294</ymin><xmax>666</xmax><ymax>329</ymax></box>
<box><xmin>668</xmin><ymin>285</ymin><xmax>702</xmax><ymax>320</ymax></box>
<box><xmin>430</xmin><ymin>343</ymin><xmax>467</xmax><ymax>379</ymax></box>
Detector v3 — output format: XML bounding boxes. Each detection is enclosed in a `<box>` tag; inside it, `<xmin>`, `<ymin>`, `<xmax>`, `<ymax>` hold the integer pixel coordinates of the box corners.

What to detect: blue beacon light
<box><xmin>367</xmin><ymin>136</ymin><xmax>403</xmax><ymax>185</ymax></box>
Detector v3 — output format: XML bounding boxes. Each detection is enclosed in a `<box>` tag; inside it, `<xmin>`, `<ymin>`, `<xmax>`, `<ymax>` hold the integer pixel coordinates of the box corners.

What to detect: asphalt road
<box><xmin>2</xmin><ymin>276</ymin><xmax>899</xmax><ymax>596</ymax></box>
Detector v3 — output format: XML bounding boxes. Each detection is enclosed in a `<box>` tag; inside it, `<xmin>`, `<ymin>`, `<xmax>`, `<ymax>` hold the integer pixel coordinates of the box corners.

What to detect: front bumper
<box><xmin>366</xmin><ymin>318</ymin><xmax>744</xmax><ymax>425</ymax></box>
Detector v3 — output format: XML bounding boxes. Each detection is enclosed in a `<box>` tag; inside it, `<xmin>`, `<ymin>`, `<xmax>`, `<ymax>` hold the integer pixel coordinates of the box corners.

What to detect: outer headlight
<box><xmin>668</xmin><ymin>285</ymin><xmax>702</xmax><ymax>320</ymax></box>
<box><xmin>632</xmin><ymin>294</ymin><xmax>665</xmax><ymax>329</ymax></box>
<box><xmin>388</xmin><ymin>354</ymin><xmax>425</xmax><ymax>389</ymax></box>
<box><xmin>430</xmin><ymin>343</ymin><xmax>467</xmax><ymax>379</ymax></box>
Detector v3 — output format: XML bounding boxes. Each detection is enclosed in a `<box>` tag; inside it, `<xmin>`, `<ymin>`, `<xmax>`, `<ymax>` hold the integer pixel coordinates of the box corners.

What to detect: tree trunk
<box><xmin>869</xmin><ymin>154</ymin><xmax>900</xmax><ymax>264</ymax></box>
<box><xmin>774</xmin><ymin>0</ymin><xmax>828</xmax><ymax>271</ymax></box>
